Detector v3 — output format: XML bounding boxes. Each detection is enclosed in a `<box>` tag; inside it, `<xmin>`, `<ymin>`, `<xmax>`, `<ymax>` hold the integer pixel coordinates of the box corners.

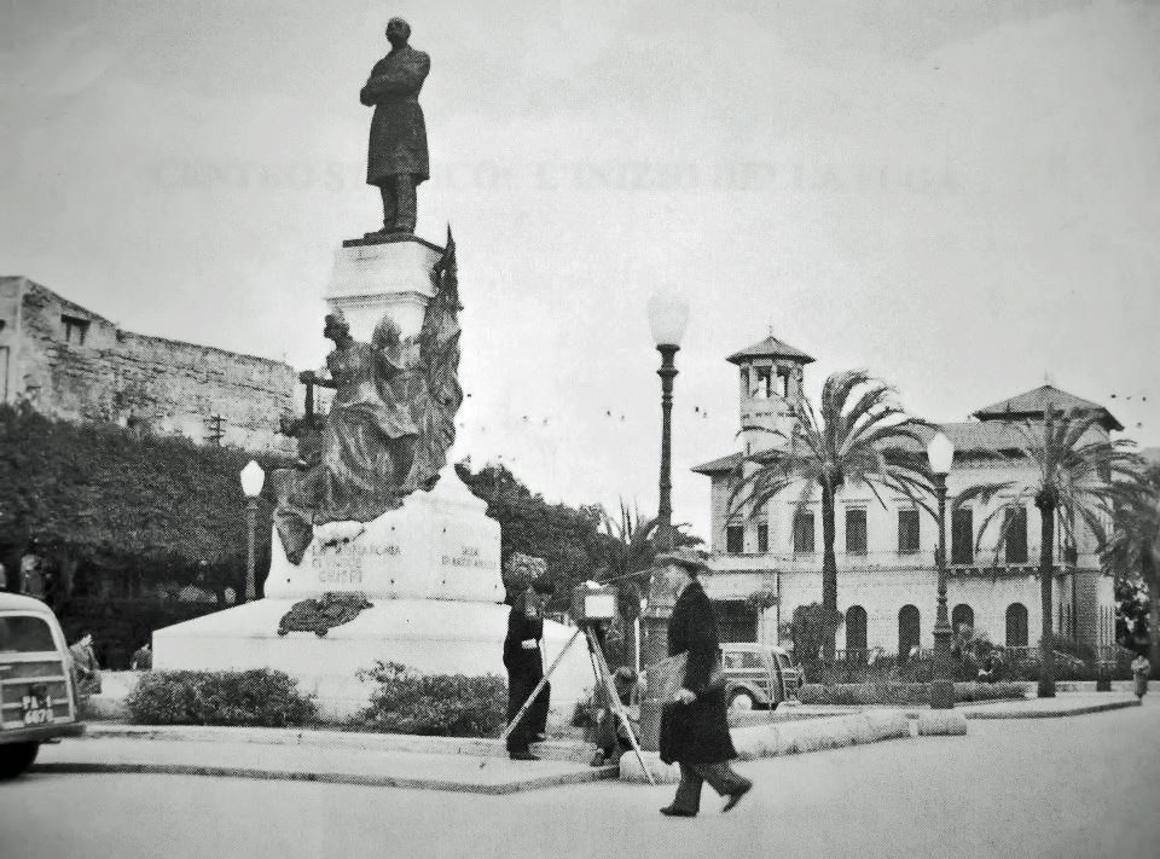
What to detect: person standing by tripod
<box><xmin>504</xmin><ymin>582</ymin><xmax>553</xmax><ymax>761</ymax></box>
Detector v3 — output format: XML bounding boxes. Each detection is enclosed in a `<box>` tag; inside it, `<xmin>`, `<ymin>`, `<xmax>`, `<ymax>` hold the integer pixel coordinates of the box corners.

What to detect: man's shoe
<box><xmin>509</xmin><ymin>751</ymin><xmax>540</xmax><ymax>761</ymax></box>
<box><xmin>589</xmin><ymin>750</ymin><xmax>607</xmax><ymax>767</ymax></box>
<box><xmin>659</xmin><ymin>806</ymin><xmax>697</xmax><ymax>818</ymax></box>
<box><xmin>722</xmin><ymin>780</ymin><xmax>752</xmax><ymax>813</ymax></box>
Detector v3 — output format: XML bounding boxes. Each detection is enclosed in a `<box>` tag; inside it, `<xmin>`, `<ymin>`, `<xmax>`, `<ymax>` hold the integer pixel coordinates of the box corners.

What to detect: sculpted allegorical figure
<box><xmin>273</xmin><ymin>237</ymin><xmax>464</xmax><ymax>564</ymax></box>
<box><xmin>361</xmin><ymin>16</ymin><xmax>430</xmax><ymax>238</ymax></box>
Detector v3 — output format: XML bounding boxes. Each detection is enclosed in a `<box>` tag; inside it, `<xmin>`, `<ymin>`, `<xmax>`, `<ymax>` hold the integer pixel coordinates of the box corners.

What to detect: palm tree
<box><xmin>597</xmin><ymin>500</ymin><xmax>700</xmax><ymax>670</ymax></box>
<box><xmin>1102</xmin><ymin>461</ymin><xmax>1160</xmax><ymax>677</ymax></box>
<box><xmin>728</xmin><ymin>370</ymin><xmax>931</xmax><ymax>660</ymax></box>
<box><xmin>959</xmin><ymin>406</ymin><xmax>1141</xmax><ymax>697</ymax></box>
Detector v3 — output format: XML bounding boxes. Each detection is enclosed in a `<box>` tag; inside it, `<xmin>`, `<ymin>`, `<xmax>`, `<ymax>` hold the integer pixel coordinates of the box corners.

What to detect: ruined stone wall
<box><xmin>11</xmin><ymin>278</ymin><xmax>297</xmax><ymax>455</ymax></box>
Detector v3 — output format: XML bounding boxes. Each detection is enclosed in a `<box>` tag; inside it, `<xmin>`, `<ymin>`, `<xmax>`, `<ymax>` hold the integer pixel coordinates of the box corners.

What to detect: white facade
<box><xmin>694</xmin><ymin>336</ymin><xmax>1120</xmax><ymax>655</ymax></box>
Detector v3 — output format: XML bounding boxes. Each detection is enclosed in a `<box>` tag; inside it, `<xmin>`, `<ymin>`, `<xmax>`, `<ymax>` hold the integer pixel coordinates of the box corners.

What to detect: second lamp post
<box><xmin>926</xmin><ymin>430</ymin><xmax>955</xmax><ymax>710</ymax></box>
<box><xmin>239</xmin><ymin>460</ymin><xmax>266</xmax><ymax>603</ymax></box>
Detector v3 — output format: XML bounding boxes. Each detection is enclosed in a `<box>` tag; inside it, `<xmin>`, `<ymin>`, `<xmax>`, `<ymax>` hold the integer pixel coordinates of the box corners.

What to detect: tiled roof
<box><xmin>691</xmin><ymin>452</ymin><xmax>743</xmax><ymax>474</ymax></box>
<box><xmin>972</xmin><ymin>384</ymin><xmax>1122</xmax><ymax>431</ymax></box>
<box><xmin>690</xmin><ymin>420</ymin><xmax>1109</xmax><ymax>476</ymax></box>
<box><xmin>725</xmin><ymin>336</ymin><xmax>815</xmax><ymax>366</ymax></box>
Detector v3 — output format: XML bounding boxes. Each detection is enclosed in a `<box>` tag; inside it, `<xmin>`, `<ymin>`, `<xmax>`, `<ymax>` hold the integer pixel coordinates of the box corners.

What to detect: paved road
<box><xmin>2</xmin><ymin>698</ymin><xmax>1157</xmax><ymax>859</ymax></box>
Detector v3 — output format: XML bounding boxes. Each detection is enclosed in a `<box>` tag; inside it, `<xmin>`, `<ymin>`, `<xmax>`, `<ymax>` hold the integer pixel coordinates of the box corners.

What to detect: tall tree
<box><xmin>453</xmin><ymin>460</ymin><xmax>611</xmax><ymax>599</ymax></box>
<box><xmin>1102</xmin><ymin>461</ymin><xmax>1160</xmax><ymax>676</ymax></box>
<box><xmin>728</xmin><ymin>370</ymin><xmax>930</xmax><ymax>659</ymax></box>
<box><xmin>959</xmin><ymin>407</ymin><xmax>1141</xmax><ymax>697</ymax></box>
<box><xmin>0</xmin><ymin>403</ymin><xmax>284</xmax><ymax>602</ymax></box>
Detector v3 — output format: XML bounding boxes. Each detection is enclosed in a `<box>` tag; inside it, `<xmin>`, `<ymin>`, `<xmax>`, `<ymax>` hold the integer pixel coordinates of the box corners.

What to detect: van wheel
<box><xmin>728</xmin><ymin>690</ymin><xmax>756</xmax><ymax>711</ymax></box>
<box><xmin>0</xmin><ymin>743</ymin><xmax>40</xmax><ymax>780</ymax></box>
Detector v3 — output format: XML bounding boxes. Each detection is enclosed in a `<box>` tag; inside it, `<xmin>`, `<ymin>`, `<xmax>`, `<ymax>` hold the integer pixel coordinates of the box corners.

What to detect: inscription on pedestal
<box><xmin>440</xmin><ymin>545</ymin><xmax>493</xmax><ymax>571</ymax></box>
<box><xmin>310</xmin><ymin>542</ymin><xmax>401</xmax><ymax>588</ymax></box>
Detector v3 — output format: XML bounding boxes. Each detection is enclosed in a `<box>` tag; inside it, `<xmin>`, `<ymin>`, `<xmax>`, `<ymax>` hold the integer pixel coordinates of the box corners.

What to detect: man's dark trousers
<box><xmin>671</xmin><ymin>762</ymin><xmax>751</xmax><ymax>814</ymax></box>
<box><xmin>505</xmin><ymin>665</ymin><xmax>550</xmax><ymax>754</ymax></box>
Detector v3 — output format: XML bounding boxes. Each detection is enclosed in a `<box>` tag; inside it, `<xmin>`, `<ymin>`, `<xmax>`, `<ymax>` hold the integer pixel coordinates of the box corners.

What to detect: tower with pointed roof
<box><xmin>727</xmin><ymin>333</ymin><xmax>815</xmax><ymax>457</ymax></box>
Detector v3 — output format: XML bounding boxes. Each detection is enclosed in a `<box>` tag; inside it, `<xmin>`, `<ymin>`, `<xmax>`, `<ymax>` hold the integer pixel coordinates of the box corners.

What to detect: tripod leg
<box><xmin>585</xmin><ymin>626</ymin><xmax>655</xmax><ymax>786</ymax></box>
<box><xmin>498</xmin><ymin>626</ymin><xmax>583</xmax><ymax>745</ymax></box>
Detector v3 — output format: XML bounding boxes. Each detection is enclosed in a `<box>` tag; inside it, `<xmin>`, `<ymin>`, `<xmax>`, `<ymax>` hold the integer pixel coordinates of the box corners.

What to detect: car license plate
<box><xmin>22</xmin><ymin>694</ymin><xmax>51</xmax><ymax>725</ymax></box>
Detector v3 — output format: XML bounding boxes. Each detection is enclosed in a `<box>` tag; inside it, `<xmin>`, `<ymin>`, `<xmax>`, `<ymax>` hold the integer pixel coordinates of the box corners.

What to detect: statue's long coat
<box><xmin>361</xmin><ymin>46</ymin><xmax>430</xmax><ymax>186</ymax></box>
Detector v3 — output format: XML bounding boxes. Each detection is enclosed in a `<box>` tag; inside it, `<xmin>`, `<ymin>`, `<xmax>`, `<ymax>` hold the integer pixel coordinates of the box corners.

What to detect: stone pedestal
<box><xmin>264</xmin><ymin>464</ymin><xmax>503</xmax><ymax>605</ymax></box>
<box><xmin>326</xmin><ymin>235</ymin><xmax>445</xmax><ymax>342</ymax></box>
<box><xmin>153</xmin><ymin>234</ymin><xmax>595</xmax><ymax>724</ymax></box>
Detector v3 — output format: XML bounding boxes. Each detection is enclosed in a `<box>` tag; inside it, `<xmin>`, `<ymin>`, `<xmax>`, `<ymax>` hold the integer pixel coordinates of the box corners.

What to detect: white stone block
<box><xmin>862</xmin><ymin>709</ymin><xmax>912</xmax><ymax>740</ymax></box>
<box><xmin>916</xmin><ymin>710</ymin><xmax>969</xmax><ymax>736</ymax></box>
<box><xmin>619</xmin><ymin>750</ymin><xmax>680</xmax><ymax>784</ymax></box>
<box><xmin>325</xmin><ymin>237</ymin><xmax>444</xmax><ymax>342</ymax></box>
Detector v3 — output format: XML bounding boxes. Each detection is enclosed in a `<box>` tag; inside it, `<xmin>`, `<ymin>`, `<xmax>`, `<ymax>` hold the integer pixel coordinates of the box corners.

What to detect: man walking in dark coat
<box><xmin>657</xmin><ymin>549</ymin><xmax>752</xmax><ymax>816</ymax></box>
<box><xmin>360</xmin><ymin>17</ymin><xmax>430</xmax><ymax>237</ymax></box>
<box><xmin>503</xmin><ymin>583</ymin><xmax>552</xmax><ymax>761</ymax></box>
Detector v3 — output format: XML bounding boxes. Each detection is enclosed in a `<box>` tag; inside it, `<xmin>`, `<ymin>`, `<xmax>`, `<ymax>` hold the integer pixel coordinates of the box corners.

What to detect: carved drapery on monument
<box><xmin>273</xmin><ymin>234</ymin><xmax>462</xmax><ymax>564</ymax></box>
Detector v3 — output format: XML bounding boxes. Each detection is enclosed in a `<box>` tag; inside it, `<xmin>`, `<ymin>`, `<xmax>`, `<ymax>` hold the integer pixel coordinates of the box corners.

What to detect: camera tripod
<box><xmin>493</xmin><ymin>623</ymin><xmax>655</xmax><ymax>785</ymax></box>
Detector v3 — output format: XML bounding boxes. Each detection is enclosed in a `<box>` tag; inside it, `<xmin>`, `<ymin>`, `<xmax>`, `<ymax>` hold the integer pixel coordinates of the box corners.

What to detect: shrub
<box><xmin>125</xmin><ymin>669</ymin><xmax>318</xmax><ymax>726</ymax></box>
<box><xmin>796</xmin><ymin>681</ymin><xmax>1025</xmax><ymax>706</ymax></box>
<box><xmin>352</xmin><ymin>661</ymin><xmax>508</xmax><ymax>737</ymax></box>
<box><xmin>783</xmin><ymin>603</ymin><xmax>843</xmax><ymax>662</ymax></box>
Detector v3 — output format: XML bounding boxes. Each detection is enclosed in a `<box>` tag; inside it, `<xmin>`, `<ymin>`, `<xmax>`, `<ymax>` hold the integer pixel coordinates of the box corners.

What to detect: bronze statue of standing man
<box><xmin>361</xmin><ymin>17</ymin><xmax>429</xmax><ymax>238</ymax></box>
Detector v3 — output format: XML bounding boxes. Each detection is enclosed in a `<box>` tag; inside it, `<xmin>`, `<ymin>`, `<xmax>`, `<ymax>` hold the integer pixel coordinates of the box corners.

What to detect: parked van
<box><xmin>0</xmin><ymin>593</ymin><xmax>85</xmax><ymax>778</ymax></box>
<box><xmin>719</xmin><ymin>642</ymin><xmax>803</xmax><ymax>711</ymax></box>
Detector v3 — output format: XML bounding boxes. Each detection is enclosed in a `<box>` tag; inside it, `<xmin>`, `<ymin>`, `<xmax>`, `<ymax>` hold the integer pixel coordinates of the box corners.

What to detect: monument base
<box><xmin>153</xmin><ymin>598</ymin><xmax>595</xmax><ymax>724</ymax></box>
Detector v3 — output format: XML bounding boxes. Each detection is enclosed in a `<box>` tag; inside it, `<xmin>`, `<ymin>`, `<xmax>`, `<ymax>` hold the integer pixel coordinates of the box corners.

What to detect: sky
<box><xmin>2</xmin><ymin>0</ymin><xmax>1158</xmax><ymax>541</ymax></box>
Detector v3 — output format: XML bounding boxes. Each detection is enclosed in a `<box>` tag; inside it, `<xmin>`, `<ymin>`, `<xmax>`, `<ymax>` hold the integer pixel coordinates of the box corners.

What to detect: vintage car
<box><xmin>719</xmin><ymin>642</ymin><xmax>803</xmax><ymax>710</ymax></box>
<box><xmin>0</xmin><ymin>593</ymin><xmax>85</xmax><ymax>778</ymax></box>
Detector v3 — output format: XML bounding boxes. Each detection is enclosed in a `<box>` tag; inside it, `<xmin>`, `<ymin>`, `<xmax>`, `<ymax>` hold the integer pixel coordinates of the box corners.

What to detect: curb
<box><xmin>81</xmin><ymin>723</ymin><xmax>594</xmax><ymax>764</ymax></box>
<box><xmin>965</xmin><ymin>698</ymin><xmax>1141</xmax><ymax>719</ymax></box>
<box><xmin>32</xmin><ymin>760</ymin><xmax>620</xmax><ymax>795</ymax></box>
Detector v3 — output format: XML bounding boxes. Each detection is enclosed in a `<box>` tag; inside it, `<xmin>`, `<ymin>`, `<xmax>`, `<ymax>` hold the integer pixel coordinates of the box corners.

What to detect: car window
<box><xmin>0</xmin><ymin>615</ymin><xmax>56</xmax><ymax>653</ymax></box>
<box><xmin>723</xmin><ymin>650</ymin><xmax>765</xmax><ymax>670</ymax></box>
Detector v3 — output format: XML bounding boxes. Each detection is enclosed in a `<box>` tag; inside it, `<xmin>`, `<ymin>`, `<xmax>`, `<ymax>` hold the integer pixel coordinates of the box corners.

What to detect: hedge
<box><xmin>351</xmin><ymin>661</ymin><xmax>508</xmax><ymax>737</ymax></box>
<box><xmin>796</xmin><ymin>681</ymin><xmax>1026</xmax><ymax>706</ymax></box>
<box><xmin>125</xmin><ymin>669</ymin><xmax>318</xmax><ymax>726</ymax></box>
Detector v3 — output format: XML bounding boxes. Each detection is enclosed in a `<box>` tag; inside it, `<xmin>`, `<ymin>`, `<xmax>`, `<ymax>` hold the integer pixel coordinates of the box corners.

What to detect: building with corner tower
<box><xmin>692</xmin><ymin>334</ymin><xmax>1120</xmax><ymax>661</ymax></box>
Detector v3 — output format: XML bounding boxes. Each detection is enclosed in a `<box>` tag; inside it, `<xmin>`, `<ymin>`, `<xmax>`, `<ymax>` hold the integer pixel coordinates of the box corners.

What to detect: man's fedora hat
<box><xmin>654</xmin><ymin>547</ymin><xmax>712</xmax><ymax>575</ymax></box>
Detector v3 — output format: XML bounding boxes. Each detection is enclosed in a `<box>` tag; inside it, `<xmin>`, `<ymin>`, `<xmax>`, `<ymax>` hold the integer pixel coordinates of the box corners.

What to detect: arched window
<box><xmin>845</xmin><ymin>605</ymin><xmax>867</xmax><ymax>653</ymax></box>
<box><xmin>898</xmin><ymin>605</ymin><xmax>921</xmax><ymax>662</ymax></box>
<box><xmin>951</xmin><ymin>604</ymin><xmax>974</xmax><ymax>636</ymax></box>
<box><xmin>1006</xmin><ymin>603</ymin><xmax>1028</xmax><ymax>648</ymax></box>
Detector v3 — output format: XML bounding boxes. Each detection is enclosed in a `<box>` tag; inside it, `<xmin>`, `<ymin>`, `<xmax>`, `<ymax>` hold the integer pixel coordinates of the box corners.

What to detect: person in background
<box><xmin>69</xmin><ymin>632</ymin><xmax>102</xmax><ymax>696</ymax></box>
<box><xmin>590</xmin><ymin>666</ymin><xmax>643</xmax><ymax>766</ymax></box>
<box><xmin>657</xmin><ymin>549</ymin><xmax>753</xmax><ymax>817</ymax></box>
<box><xmin>1131</xmin><ymin>653</ymin><xmax>1150</xmax><ymax>699</ymax></box>
<box><xmin>503</xmin><ymin>581</ymin><xmax>553</xmax><ymax>761</ymax></box>
<box><xmin>20</xmin><ymin>545</ymin><xmax>45</xmax><ymax>600</ymax></box>
<box><xmin>130</xmin><ymin>642</ymin><xmax>153</xmax><ymax>671</ymax></box>
<box><xmin>0</xmin><ymin>561</ymin><xmax>7</xmax><ymax>591</ymax></box>
<box><xmin>977</xmin><ymin>650</ymin><xmax>1004</xmax><ymax>683</ymax></box>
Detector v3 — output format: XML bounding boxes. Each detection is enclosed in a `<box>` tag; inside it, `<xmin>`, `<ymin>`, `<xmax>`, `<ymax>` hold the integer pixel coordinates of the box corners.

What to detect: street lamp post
<box><xmin>239</xmin><ymin>460</ymin><xmax>266</xmax><ymax>603</ymax></box>
<box><xmin>638</xmin><ymin>292</ymin><xmax>689</xmax><ymax>751</ymax></box>
<box><xmin>647</xmin><ymin>292</ymin><xmax>689</xmax><ymax>553</ymax></box>
<box><xmin>927</xmin><ymin>431</ymin><xmax>955</xmax><ymax>710</ymax></box>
